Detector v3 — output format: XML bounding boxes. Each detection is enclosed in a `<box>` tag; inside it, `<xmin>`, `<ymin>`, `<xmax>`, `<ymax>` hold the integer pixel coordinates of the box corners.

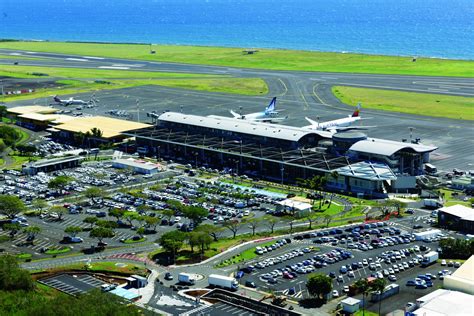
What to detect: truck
<box><xmin>421</xmin><ymin>251</ymin><xmax>439</xmax><ymax>267</ymax></box>
<box><xmin>208</xmin><ymin>274</ymin><xmax>239</xmax><ymax>291</ymax></box>
<box><xmin>178</xmin><ymin>273</ymin><xmax>196</xmax><ymax>285</ymax></box>
<box><xmin>423</xmin><ymin>199</ymin><xmax>443</xmax><ymax>209</ymax></box>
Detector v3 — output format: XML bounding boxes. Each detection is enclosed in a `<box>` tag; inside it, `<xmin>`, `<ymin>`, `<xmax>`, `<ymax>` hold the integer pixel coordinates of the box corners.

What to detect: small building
<box><xmin>109</xmin><ymin>287</ymin><xmax>141</xmax><ymax>302</ymax></box>
<box><xmin>127</xmin><ymin>274</ymin><xmax>148</xmax><ymax>288</ymax></box>
<box><xmin>413</xmin><ymin>289</ymin><xmax>473</xmax><ymax>316</ymax></box>
<box><xmin>276</xmin><ymin>199</ymin><xmax>312</xmax><ymax>217</ymax></box>
<box><xmin>370</xmin><ymin>283</ymin><xmax>399</xmax><ymax>302</ymax></box>
<box><xmin>451</xmin><ymin>176</ymin><xmax>474</xmax><ymax>191</ymax></box>
<box><xmin>112</xmin><ymin>158</ymin><xmax>161</xmax><ymax>174</ymax></box>
<box><xmin>443</xmin><ymin>255</ymin><xmax>474</xmax><ymax>295</ymax></box>
<box><xmin>438</xmin><ymin>204</ymin><xmax>474</xmax><ymax>234</ymax></box>
<box><xmin>341</xmin><ymin>297</ymin><xmax>360</xmax><ymax>313</ymax></box>
<box><xmin>22</xmin><ymin>156</ymin><xmax>82</xmax><ymax>175</ymax></box>
<box><xmin>413</xmin><ymin>229</ymin><xmax>442</xmax><ymax>241</ymax></box>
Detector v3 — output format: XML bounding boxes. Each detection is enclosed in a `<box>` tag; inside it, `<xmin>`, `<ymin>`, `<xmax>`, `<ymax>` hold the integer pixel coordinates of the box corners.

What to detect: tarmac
<box><xmin>1</xmin><ymin>48</ymin><xmax>473</xmax><ymax>171</ymax></box>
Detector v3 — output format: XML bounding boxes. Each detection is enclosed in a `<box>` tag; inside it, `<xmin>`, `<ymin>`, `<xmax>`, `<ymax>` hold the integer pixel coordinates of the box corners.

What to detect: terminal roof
<box><xmin>159</xmin><ymin>112</ymin><xmax>333</xmax><ymax>142</ymax></box>
<box><xmin>439</xmin><ymin>204</ymin><xmax>474</xmax><ymax>221</ymax></box>
<box><xmin>335</xmin><ymin>161</ymin><xmax>397</xmax><ymax>181</ymax></box>
<box><xmin>349</xmin><ymin>138</ymin><xmax>438</xmax><ymax>156</ymax></box>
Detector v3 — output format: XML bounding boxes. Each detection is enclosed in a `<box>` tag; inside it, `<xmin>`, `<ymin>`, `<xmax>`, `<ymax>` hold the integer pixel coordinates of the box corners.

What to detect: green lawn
<box><xmin>17</xmin><ymin>253</ymin><xmax>32</xmax><ymax>260</ymax></box>
<box><xmin>215</xmin><ymin>240</ymin><xmax>276</xmax><ymax>268</ymax></box>
<box><xmin>332</xmin><ymin>86</ymin><xmax>474</xmax><ymax>121</ymax></box>
<box><xmin>122</xmin><ymin>237</ymin><xmax>146</xmax><ymax>244</ymax></box>
<box><xmin>439</xmin><ymin>188</ymin><xmax>472</xmax><ymax>207</ymax></box>
<box><xmin>0</xmin><ymin>41</ymin><xmax>473</xmax><ymax>77</ymax></box>
<box><xmin>37</xmin><ymin>261</ymin><xmax>148</xmax><ymax>276</ymax></box>
<box><xmin>45</xmin><ymin>247</ymin><xmax>71</xmax><ymax>255</ymax></box>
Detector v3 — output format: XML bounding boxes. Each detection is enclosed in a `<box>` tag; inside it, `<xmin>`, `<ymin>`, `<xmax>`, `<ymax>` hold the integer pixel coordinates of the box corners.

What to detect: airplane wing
<box><xmin>304</xmin><ymin>117</ymin><xmax>319</xmax><ymax>127</ymax></box>
<box><xmin>328</xmin><ymin>126</ymin><xmax>377</xmax><ymax>132</ymax></box>
<box><xmin>230</xmin><ymin>110</ymin><xmax>242</xmax><ymax>119</ymax></box>
<box><xmin>250</xmin><ymin>116</ymin><xmax>287</xmax><ymax>122</ymax></box>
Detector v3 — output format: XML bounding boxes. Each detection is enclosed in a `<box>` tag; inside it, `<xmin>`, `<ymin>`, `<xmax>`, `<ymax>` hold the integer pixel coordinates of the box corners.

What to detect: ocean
<box><xmin>1</xmin><ymin>0</ymin><xmax>473</xmax><ymax>59</ymax></box>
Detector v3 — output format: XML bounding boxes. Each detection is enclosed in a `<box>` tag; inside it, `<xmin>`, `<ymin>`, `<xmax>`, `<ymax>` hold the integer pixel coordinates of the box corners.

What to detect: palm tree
<box><xmin>354</xmin><ymin>278</ymin><xmax>370</xmax><ymax>316</ymax></box>
<box><xmin>371</xmin><ymin>278</ymin><xmax>387</xmax><ymax>316</ymax></box>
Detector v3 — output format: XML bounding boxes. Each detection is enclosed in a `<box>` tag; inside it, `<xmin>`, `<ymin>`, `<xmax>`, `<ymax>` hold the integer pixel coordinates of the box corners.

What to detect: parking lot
<box><xmin>38</xmin><ymin>273</ymin><xmax>107</xmax><ymax>296</ymax></box>
<box><xmin>0</xmin><ymin>162</ymin><xmax>291</xmax><ymax>258</ymax></box>
<box><xmin>237</xmin><ymin>222</ymin><xmax>457</xmax><ymax>310</ymax></box>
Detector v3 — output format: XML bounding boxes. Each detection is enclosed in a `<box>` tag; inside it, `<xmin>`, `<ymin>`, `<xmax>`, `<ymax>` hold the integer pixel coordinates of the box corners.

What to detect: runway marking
<box><xmin>427</xmin><ymin>88</ymin><xmax>449</xmax><ymax>92</ymax></box>
<box><xmin>277</xmin><ymin>78</ymin><xmax>288</xmax><ymax>96</ymax></box>
<box><xmin>83</xmin><ymin>56</ymin><xmax>105</xmax><ymax>60</ymax></box>
<box><xmin>312</xmin><ymin>84</ymin><xmax>330</xmax><ymax>106</ymax></box>
<box><xmin>98</xmin><ymin>66</ymin><xmax>130</xmax><ymax>70</ymax></box>
<box><xmin>336</xmin><ymin>82</ymin><xmax>474</xmax><ymax>96</ymax></box>
<box><xmin>112</xmin><ymin>63</ymin><xmax>145</xmax><ymax>68</ymax></box>
<box><xmin>66</xmin><ymin>58</ymin><xmax>88</xmax><ymax>62</ymax></box>
<box><xmin>9</xmin><ymin>53</ymin><xmax>22</xmax><ymax>56</ymax></box>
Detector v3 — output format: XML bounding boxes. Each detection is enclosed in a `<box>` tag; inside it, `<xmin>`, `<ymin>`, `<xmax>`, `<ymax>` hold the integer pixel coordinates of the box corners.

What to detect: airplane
<box><xmin>52</xmin><ymin>94</ymin><xmax>98</xmax><ymax>106</ymax></box>
<box><xmin>230</xmin><ymin>97</ymin><xmax>287</xmax><ymax>122</ymax></box>
<box><xmin>303</xmin><ymin>103</ymin><xmax>374</xmax><ymax>133</ymax></box>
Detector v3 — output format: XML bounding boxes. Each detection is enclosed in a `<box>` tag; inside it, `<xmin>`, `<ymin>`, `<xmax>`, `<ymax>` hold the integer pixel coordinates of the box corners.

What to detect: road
<box><xmin>1</xmin><ymin>48</ymin><xmax>473</xmax><ymax>171</ymax></box>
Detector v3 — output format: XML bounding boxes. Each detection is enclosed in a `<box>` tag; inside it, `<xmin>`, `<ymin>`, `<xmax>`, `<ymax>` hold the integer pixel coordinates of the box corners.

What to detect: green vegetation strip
<box><xmin>216</xmin><ymin>240</ymin><xmax>275</xmax><ymax>268</ymax></box>
<box><xmin>45</xmin><ymin>247</ymin><xmax>71</xmax><ymax>255</ymax></box>
<box><xmin>0</xmin><ymin>41</ymin><xmax>473</xmax><ymax>77</ymax></box>
<box><xmin>332</xmin><ymin>86</ymin><xmax>474</xmax><ymax>121</ymax></box>
<box><xmin>17</xmin><ymin>253</ymin><xmax>32</xmax><ymax>260</ymax></box>
<box><xmin>122</xmin><ymin>237</ymin><xmax>146</xmax><ymax>244</ymax></box>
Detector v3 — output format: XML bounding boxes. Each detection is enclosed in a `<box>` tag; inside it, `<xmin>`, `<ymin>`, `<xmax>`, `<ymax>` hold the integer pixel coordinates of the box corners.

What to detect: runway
<box><xmin>1</xmin><ymin>48</ymin><xmax>473</xmax><ymax>171</ymax></box>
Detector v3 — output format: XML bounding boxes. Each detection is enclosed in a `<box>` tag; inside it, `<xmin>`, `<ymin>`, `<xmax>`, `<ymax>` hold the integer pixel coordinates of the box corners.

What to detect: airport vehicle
<box><xmin>52</xmin><ymin>95</ymin><xmax>97</xmax><ymax>106</ymax></box>
<box><xmin>178</xmin><ymin>273</ymin><xmax>196</xmax><ymax>285</ymax></box>
<box><xmin>208</xmin><ymin>274</ymin><xmax>239</xmax><ymax>291</ymax></box>
<box><xmin>421</xmin><ymin>251</ymin><xmax>439</xmax><ymax>267</ymax></box>
<box><xmin>303</xmin><ymin>103</ymin><xmax>372</xmax><ymax>133</ymax></box>
<box><xmin>164</xmin><ymin>272</ymin><xmax>173</xmax><ymax>280</ymax></box>
<box><xmin>229</xmin><ymin>97</ymin><xmax>286</xmax><ymax>122</ymax></box>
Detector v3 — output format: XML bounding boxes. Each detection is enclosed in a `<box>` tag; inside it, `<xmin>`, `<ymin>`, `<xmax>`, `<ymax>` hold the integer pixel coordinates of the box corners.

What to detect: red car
<box><xmin>283</xmin><ymin>272</ymin><xmax>294</xmax><ymax>279</ymax></box>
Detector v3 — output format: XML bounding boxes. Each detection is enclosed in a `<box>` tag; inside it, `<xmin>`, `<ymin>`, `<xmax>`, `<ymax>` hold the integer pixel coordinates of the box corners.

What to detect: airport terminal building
<box><xmin>123</xmin><ymin>112</ymin><xmax>438</xmax><ymax>197</ymax></box>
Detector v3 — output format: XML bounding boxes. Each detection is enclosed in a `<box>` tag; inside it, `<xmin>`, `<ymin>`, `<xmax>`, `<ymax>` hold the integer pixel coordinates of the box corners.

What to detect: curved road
<box><xmin>1</xmin><ymin>48</ymin><xmax>473</xmax><ymax>170</ymax></box>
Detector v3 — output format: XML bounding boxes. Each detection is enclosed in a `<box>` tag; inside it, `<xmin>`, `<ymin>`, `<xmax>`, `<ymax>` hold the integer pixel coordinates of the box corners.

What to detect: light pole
<box><xmin>280</xmin><ymin>165</ymin><xmax>285</xmax><ymax>184</ymax></box>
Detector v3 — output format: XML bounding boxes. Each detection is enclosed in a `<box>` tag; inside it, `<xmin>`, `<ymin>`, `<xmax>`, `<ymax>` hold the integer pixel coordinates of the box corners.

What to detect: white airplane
<box><xmin>52</xmin><ymin>94</ymin><xmax>98</xmax><ymax>106</ymax></box>
<box><xmin>230</xmin><ymin>97</ymin><xmax>287</xmax><ymax>122</ymax></box>
<box><xmin>303</xmin><ymin>103</ymin><xmax>373</xmax><ymax>133</ymax></box>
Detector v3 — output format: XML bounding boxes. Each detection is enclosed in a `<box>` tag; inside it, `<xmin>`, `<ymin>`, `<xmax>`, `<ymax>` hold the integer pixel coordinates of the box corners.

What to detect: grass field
<box><xmin>1</xmin><ymin>41</ymin><xmax>473</xmax><ymax>77</ymax></box>
<box><xmin>332</xmin><ymin>86</ymin><xmax>474</xmax><ymax>120</ymax></box>
<box><xmin>1</xmin><ymin>65</ymin><xmax>267</xmax><ymax>100</ymax></box>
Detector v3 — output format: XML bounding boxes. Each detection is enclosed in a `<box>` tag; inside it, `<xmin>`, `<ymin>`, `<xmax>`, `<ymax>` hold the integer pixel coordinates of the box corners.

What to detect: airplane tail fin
<box><xmin>265</xmin><ymin>97</ymin><xmax>277</xmax><ymax>113</ymax></box>
<box><xmin>352</xmin><ymin>103</ymin><xmax>362</xmax><ymax>117</ymax></box>
<box><xmin>230</xmin><ymin>110</ymin><xmax>241</xmax><ymax>118</ymax></box>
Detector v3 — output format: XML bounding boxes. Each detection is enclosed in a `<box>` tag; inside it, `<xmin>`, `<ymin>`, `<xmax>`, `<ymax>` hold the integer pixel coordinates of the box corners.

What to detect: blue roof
<box><xmin>109</xmin><ymin>287</ymin><xmax>141</xmax><ymax>301</ymax></box>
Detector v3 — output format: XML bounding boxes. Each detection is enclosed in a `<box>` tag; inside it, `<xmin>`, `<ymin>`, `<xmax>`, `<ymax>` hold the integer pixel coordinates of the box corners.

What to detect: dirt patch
<box><xmin>1</xmin><ymin>78</ymin><xmax>65</xmax><ymax>92</ymax></box>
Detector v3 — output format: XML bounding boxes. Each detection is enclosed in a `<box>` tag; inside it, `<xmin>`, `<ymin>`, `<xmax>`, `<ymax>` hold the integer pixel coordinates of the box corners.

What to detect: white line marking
<box><xmin>66</xmin><ymin>58</ymin><xmax>88</xmax><ymax>62</ymax></box>
<box><xmin>98</xmin><ymin>66</ymin><xmax>130</xmax><ymax>70</ymax></box>
<box><xmin>337</xmin><ymin>82</ymin><xmax>474</xmax><ymax>96</ymax></box>
<box><xmin>83</xmin><ymin>56</ymin><xmax>105</xmax><ymax>60</ymax></box>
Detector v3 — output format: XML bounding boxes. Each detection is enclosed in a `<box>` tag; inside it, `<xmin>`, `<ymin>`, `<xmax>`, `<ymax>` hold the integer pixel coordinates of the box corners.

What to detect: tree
<box><xmin>354</xmin><ymin>278</ymin><xmax>371</xmax><ymax>316</ymax></box>
<box><xmin>195</xmin><ymin>224</ymin><xmax>224</xmax><ymax>242</ymax></box>
<box><xmin>182</xmin><ymin>205</ymin><xmax>208</xmax><ymax>227</ymax></box>
<box><xmin>96</xmin><ymin>220</ymin><xmax>118</xmax><ymax>229</ymax></box>
<box><xmin>84</xmin><ymin>186</ymin><xmax>105</xmax><ymax>204</ymax></box>
<box><xmin>306</xmin><ymin>214</ymin><xmax>316</xmax><ymax>229</ymax></box>
<box><xmin>381</xmin><ymin>199</ymin><xmax>407</xmax><ymax>217</ymax></box>
<box><xmin>136</xmin><ymin>227</ymin><xmax>145</xmax><ymax>238</ymax></box>
<box><xmin>124</xmin><ymin>212</ymin><xmax>141</xmax><ymax>227</ymax></box>
<box><xmin>245</xmin><ymin>217</ymin><xmax>261</xmax><ymax>236</ymax></box>
<box><xmin>159</xmin><ymin>230</ymin><xmax>187</xmax><ymax>263</ymax></box>
<box><xmin>23</xmin><ymin>225</ymin><xmax>41</xmax><ymax>244</ymax></box>
<box><xmin>0</xmin><ymin>254</ymin><xmax>34</xmax><ymax>291</ymax></box>
<box><xmin>4</xmin><ymin>223</ymin><xmax>21</xmax><ymax>239</ymax></box>
<box><xmin>144</xmin><ymin>216</ymin><xmax>159</xmax><ymax>231</ymax></box>
<box><xmin>89</xmin><ymin>227</ymin><xmax>114</xmax><ymax>243</ymax></box>
<box><xmin>189</xmin><ymin>231</ymin><xmax>212</xmax><ymax>258</ymax></box>
<box><xmin>223</xmin><ymin>219</ymin><xmax>242</xmax><ymax>239</ymax></box>
<box><xmin>49</xmin><ymin>205</ymin><xmax>68</xmax><ymax>221</ymax></box>
<box><xmin>83</xmin><ymin>216</ymin><xmax>98</xmax><ymax>229</ymax></box>
<box><xmin>265</xmin><ymin>217</ymin><xmax>278</xmax><ymax>234</ymax></box>
<box><xmin>64</xmin><ymin>226</ymin><xmax>82</xmax><ymax>237</ymax></box>
<box><xmin>90</xmin><ymin>127</ymin><xmax>103</xmax><ymax>138</ymax></box>
<box><xmin>108</xmin><ymin>208</ymin><xmax>125</xmax><ymax>221</ymax></box>
<box><xmin>16</xmin><ymin>144</ymin><xmax>36</xmax><ymax>157</ymax></box>
<box><xmin>306</xmin><ymin>273</ymin><xmax>333</xmax><ymax>299</ymax></box>
<box><xmin>161</xmin><ymin>209</ymin><xmax>175</xmax><ymax>222</ymax></box>
<box><xmin>0</xmin><ymin>195</ymin><xmax>26</xmax><ymax>219</ymax></box>
<box><xmin>0</xmin><ymin>105</ymin><xmax>7</xmax><ymax>120</ymax></box>
<box><xmin>48</xmin><ymin>175</ymin><xmax>72</xmax><ymax>192</ymax></box>
<box><xmin>323</xmin><ymin>214</ymin><xmax>332</xmax><ymax>228</ymax></box>
<box><xmin>288</xmin><ymin>219</ymin><xmax>295</xmax><ymax>234</ymax></box>
<box><xmin>31</xmin><ymin>199</ymin><xmax>48</xmax><ymax>215</ymax></box>
<box><xmin>371</xmin><ymin>278</ymin><xmax>387</xmax><ymax>316</ymax></box>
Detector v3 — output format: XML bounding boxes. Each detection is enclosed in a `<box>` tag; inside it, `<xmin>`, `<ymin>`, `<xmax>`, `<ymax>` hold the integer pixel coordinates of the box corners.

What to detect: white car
<box><xmin>332</xmin><ymin>290</ymin><xmax>339</xmax><ymax>298</ymax></box>
<box><xmin>441</xmin><ymin>259</ymin><xmax>447</xmax><ymax>266</ymax></box>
